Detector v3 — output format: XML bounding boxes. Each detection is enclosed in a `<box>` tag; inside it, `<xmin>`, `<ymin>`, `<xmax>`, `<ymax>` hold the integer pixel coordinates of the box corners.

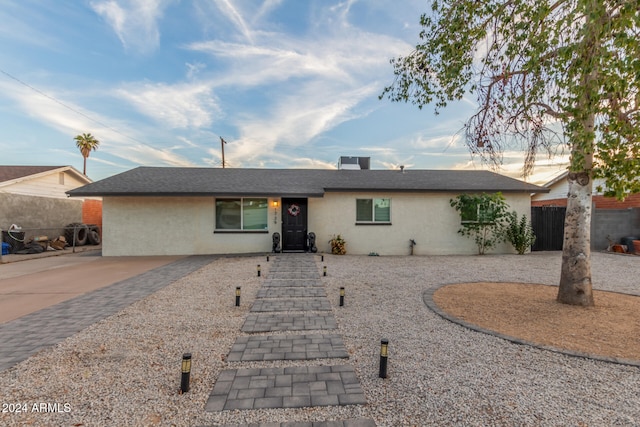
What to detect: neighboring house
<box><xmin>531</xmin><ymin>171</ymin><xmax>640</xmax><ymax>251</ymax></box>
<box><xmin>68</xmin><ymin>162</ymin><xmax>547</xmax><ymax>256</ymax></box>
<box><xmin>532</xmin><ymin>171</ymin><xmax>640</xmax><ymax>208</ymax></box>
<box><xmin>0</xmin><ymin>165</ymin><xmax>100</xmax><ymax>233</ymax></box>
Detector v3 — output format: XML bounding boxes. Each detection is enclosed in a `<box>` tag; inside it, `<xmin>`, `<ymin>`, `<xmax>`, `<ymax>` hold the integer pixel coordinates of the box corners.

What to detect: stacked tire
<box><xmin>64</xmin><ymin>223</ymin><xmax>101</xmax><ymax>246</ymax></box>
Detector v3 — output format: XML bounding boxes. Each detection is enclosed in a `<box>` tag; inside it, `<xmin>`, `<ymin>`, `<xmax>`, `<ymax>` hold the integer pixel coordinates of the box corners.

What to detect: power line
<box><xmin>0</xmin><ymin>67</ymin><xmax>150</xmax><ymax>147</ymax></box>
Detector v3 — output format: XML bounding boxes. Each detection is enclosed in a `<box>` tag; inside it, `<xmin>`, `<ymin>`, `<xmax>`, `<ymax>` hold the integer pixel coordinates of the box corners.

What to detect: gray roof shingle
<box><xmin>0</xmin><ymin>166</ymin><xmax>67</xmax><ymax>183</ymax></box>
<box><xmin>66</xmin><ymin>166</ymin><xmax>548</xmax><ymax>197</ymax></box>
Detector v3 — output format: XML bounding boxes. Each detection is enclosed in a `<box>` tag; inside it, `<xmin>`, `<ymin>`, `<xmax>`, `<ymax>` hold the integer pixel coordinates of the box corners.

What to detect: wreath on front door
<box><xmin>287</xmin><ymin>203</ymin><xmax>301</xmax><ymax>217</ymax></box>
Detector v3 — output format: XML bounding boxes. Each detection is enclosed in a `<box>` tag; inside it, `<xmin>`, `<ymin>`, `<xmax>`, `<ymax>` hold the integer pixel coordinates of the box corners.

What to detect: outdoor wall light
<box><xmin>181</xmin><ymin>353</ymin><xmax>192</xmax><ymax>393</ymax></box>
<box><xmin>273</xmin><ymin>201</ymin><xmax>279</xmax><ymax>224</ymax></box>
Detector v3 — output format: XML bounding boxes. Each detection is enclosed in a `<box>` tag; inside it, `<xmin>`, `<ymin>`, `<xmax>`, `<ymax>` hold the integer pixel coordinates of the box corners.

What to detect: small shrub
<box><xmin>503</xmin><ymin>211</ymin><xmax>536</xmax><ymax>254</ymax></box>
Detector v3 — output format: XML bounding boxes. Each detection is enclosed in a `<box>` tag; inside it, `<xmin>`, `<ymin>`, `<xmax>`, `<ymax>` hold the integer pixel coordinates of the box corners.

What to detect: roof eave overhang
<box><xmin>323</xmin><ymin>188</ymin><xmax>549</xmax><ymax>193</ymax></box>
<box><xmin>67</xmin><ymin>191</ymin><xmax>326</xmax><ymax>198</ymax></box>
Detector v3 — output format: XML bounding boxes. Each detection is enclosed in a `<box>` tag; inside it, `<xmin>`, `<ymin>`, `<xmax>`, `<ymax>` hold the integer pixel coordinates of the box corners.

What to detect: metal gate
<box><xmin>531</xmin><ymin>207</ymin><xmax>566</xmax><ymax>251</ymax></box>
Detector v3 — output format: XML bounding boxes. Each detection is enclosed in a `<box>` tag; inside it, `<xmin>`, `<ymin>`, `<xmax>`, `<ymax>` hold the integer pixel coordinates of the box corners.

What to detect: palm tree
<box><xmin>74</xmin><ymin>133</ymin><xmax>100</xmax><ymax>176</ymax></box>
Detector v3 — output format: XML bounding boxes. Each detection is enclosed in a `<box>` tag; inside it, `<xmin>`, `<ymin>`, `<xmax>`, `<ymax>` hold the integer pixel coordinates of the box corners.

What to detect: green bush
<box><xmin>450</xmin><ymin>193</ymin><xmax>509</xmax><ymax>255</ymax></box>
<box><xmin>503</xmin><ymin>211</ymin><xmax>536</xmax><ymax>254</ymax></box>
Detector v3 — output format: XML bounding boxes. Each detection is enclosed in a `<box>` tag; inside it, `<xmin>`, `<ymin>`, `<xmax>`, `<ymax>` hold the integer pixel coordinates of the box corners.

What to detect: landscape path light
<box><xmin>379</xmin><ymin>339</ymin><xmax>389</xmax><ymax>379</ymax></box>
<box><xmin>180</xmin><ymin>353</ymin><xmax>192</xmax><ymax>393</ymax></box>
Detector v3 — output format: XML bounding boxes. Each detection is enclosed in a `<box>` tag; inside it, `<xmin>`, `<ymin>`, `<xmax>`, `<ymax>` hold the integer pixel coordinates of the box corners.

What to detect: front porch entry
<box><xmin>281</xmin><ymin>198</ymin><xmax>308</xmax><ymax>252</ymax></box>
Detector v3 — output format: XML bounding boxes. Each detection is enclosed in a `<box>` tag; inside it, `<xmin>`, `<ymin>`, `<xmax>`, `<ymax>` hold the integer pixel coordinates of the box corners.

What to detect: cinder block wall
<box><xmin>0</xmin><ymin>193</ymin><xmax>83</xmax><ymax>240</ymax></box>
<box><xmin>591</xmin><ymin>208</ymin><xmax>640</xmax><ymax>250</ymax></box>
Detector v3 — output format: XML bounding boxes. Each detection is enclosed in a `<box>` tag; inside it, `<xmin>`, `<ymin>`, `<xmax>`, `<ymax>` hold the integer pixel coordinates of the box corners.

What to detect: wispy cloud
<box><xmin>115</xmin><ymin>82</ymin><xmax>221</xmax><ymax>129</ymax></box>
<box><xmin>184</xmin><ymin>5</ymin><xmax>413</xmax><ymax>168</ymax></box>
<box><xmin>254</xmin><ymin>0</ymin><xmax>284</xmax><ymax>24</ymax></box>
<box><xmin>91</xmin><ymin>0</ymin><xmax>173</xmax><ymax>54</ymax></box>
<box><xmin>0</xmin><ymin>78</ymin><xmax>199</xmax><ymax>169</ymax></box>
<box><xmin>0</xmin><ymin>3</ymin><xmax>62</xmax><ymax>50</ymax></box>
<box><xmin>451</xmin><ymin>149</ymin><xmax>570</xmax><ymax>184</ymax></box>
<box><xmin>211</xmin><ymin>0</ymin><xmax>254</xmax><ymax>43</ymax></box>
<box><xmin>227</xmin><ymin>82</ymin><xmax>378</xmax><ymax>166</ymax></box>
<box><xmin>187</xmin><ymin>39</ymin><xmax>352</xmax><ymax>86</ymax></box>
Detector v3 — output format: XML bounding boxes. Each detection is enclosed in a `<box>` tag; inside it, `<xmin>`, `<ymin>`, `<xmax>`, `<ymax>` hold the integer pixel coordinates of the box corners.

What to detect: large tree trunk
<box><xmin>557</xmin><ymin>171</ymin><xmax>594</xmax><ymax>306</ymax></box>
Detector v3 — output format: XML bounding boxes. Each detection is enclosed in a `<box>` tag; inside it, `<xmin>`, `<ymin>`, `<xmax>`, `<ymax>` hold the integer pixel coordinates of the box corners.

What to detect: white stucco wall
<box><xmin>102</xmin><ymin>193</ymin><xmax>532</xmax><ymax>256</ymax></box>
<box><xmin>308</xmin><ymin>192</ymin><xmax>531</xmax><ymax>256</ymax></box>
<box><xmin>102</xmin><ymin>196</ymin><xmax>280</xmax><ymax>256</ymax></box>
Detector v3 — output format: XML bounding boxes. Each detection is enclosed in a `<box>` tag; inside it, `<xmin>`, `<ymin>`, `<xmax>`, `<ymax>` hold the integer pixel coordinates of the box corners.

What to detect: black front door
<box><xmin>281</xmin><ymin>198</ymin><xmax>307</xmax><ymax>252</ymax></box>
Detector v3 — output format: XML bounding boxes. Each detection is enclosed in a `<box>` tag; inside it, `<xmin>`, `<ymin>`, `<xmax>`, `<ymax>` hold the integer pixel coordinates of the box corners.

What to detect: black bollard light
<box><xmin>181</xmin><ymin>353</ymin><xmax>192</xmax><ymax>393</ymax></box>
<box><xmin>235</xmin><ymin>286</ymin><xmax>241</xmax><ymax>307</ymax></box>
<box><xmin>321</xmin><ymin>255</ymin><xmax>324</xmax><ymax>262</ymax></box>
<box><xmin>257</xmin><ymin>264</ymin><xmax>261</xmax><ymax>277</ymax></box>
<box><xmin>266</xmin><ymin>255</ymin><xmax>270</xmax><ymax>262</ymax></box>
<box><xmin>339</xmin><ymin>287</ymin><xmax>345</xmax><ymax>307</ymax></box>
<box><xmin>323</xmin><ymin>265</ymin><xmax>327</xmax><ymax>276</ymax></box>
<box><xmin>379</xmin><ymin>339</ymin><xmax>389</xmax><ymax>379</ymax></box>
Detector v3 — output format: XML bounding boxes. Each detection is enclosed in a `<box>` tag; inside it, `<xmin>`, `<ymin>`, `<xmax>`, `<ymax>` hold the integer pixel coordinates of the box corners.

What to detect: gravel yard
<box><xmin>0</xmin><ymin>251</ymin><xmax>639</xmax><ymax>426</ymax></box>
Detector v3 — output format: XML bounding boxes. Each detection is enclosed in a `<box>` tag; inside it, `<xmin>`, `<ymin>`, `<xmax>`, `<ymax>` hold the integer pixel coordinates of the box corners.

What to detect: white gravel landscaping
<box><xmin>0</xmin><ymin>252</ymin><xmax>639</xmax><ymax>426</ymax></box>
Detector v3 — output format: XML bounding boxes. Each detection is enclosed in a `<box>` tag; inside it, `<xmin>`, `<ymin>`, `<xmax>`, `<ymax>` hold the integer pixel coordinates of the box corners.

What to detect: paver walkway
<box><xmin>250</xmin><ymin>298</ymin><xmax>332</xmax><ymax>312</ymax></box>
<box><xmin>227</xmin><ymin>334</ymin><xmax>348</xmax><ymax>362</ymax></box>
<box><xmin>256</xmin><ymin>288</ymin><xmax>327</xmax><ymax>298</ymax></box>
<box><xmin>206</xmin><ymin>254</ymin><xmax>374</xmax><ymax>426</ymax></box>
<box><xmin>0</xmin><ymin>255</ymin><xmax>215</xmax><ymax>372</ymax></box>
<box><xmin>242</xmin><ymin>313</ymin><xmax>338</xmax><ymax>332</ymax></box>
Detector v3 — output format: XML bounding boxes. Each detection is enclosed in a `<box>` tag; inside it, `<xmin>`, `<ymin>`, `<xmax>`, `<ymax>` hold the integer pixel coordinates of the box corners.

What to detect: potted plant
<box><xmin>329</xmin><ymin>234</ymin><xmax>347</xmax><ymax>255</ymax></box>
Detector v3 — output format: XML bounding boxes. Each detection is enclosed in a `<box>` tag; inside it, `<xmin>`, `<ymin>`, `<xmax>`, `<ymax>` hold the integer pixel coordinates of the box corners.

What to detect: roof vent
<box><xmin>400</xmin><ymin>165</ymin><xmax>405</xmax><ymax>173</ymax></box>
<box><xmin>338</xmin><ymin>156</ymin><xmax>370</xmax><ymax>170</ymax></box>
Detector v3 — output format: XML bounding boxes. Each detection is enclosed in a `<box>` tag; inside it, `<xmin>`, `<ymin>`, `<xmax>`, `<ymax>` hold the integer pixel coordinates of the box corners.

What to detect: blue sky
<box><xmin>0</xmin><ymin>0</ymin><xmax>568</xmax><ymax>182</ymax></box>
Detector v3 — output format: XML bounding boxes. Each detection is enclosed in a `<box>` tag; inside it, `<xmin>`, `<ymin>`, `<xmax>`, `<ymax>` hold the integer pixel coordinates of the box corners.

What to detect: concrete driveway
<box><xmin>0</xmin><ymin>251</ymin><xmax>183</xmax><ymax>323</ymax></box>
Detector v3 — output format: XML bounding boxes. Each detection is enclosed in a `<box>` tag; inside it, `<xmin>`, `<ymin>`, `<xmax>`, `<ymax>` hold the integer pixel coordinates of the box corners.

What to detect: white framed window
<box><xmin>356</xmin><ymin>198</ymin><xmax>391</xmax><ymax>223</ymax></box>
<box><xmin>461</xmin><ymin>202</ymin><xmax>497</xmax><ymax>224</ymax></box>
<box><xmin>215</xmin><ymin>198</ymin><xmax>268</xmax><ymax>230</ymax></box>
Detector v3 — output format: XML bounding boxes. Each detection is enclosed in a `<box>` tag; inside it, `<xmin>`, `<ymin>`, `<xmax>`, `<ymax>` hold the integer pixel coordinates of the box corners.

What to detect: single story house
<box><xmin>531</xmin><ymin>170</ymin><xmax>640</xmax><ymax>251</ymax></box>
<box><xmin>532</xmin><ymin>171</ymin><xmax>640</xmax><ymax>209</ymax></box>
<box><xmin>67</xmin><ymin>163</ymin><xmax>547</xmax><ymax>256</ymax></box>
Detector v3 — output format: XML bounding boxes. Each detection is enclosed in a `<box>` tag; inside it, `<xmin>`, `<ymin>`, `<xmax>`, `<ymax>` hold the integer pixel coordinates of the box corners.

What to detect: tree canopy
<box><xmin>381</xmin><ymin>0</ymin><xmax>639</xmax><ymax>199</ymax></box>
<box><xmin>74</xmin><ymin>133</ymin><xmax>100</xmax><ymax>176</ymax></box>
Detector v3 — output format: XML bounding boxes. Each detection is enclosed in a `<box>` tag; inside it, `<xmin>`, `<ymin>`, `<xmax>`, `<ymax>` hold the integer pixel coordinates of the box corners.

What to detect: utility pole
<box><xmin>219</xmin><ymin>136</ymin><xmax>227</xmax><ymax>168</ymax></box>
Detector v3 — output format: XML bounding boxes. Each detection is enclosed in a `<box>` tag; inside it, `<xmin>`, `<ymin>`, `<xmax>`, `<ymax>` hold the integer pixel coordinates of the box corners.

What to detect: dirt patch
<box><xmin>432</xmin><ymin>282</ymin><xmax>640</xmax><ymax>361</ymax></box>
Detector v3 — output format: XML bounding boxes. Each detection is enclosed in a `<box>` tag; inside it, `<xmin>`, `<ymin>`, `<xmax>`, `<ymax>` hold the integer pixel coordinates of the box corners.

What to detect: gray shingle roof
<box><xmin>66</xmin><ymin>166</ymin><xmax>548</xmax><ymax>197</ymax></box>
<box><xmin>0</xmin><ymin>166</ymin><xmax>67</xmax><ymax>183</ymax></box>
